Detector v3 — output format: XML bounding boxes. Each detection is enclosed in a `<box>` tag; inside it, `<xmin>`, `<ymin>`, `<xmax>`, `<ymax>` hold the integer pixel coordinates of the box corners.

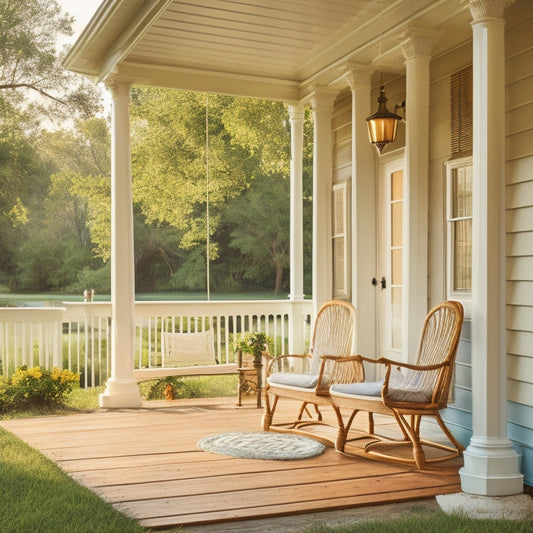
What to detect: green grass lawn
<box><xmin>0</xmin><ymin>427</ymin><xmax>148</xmax><ymax>533</ymax></box>
<box><xmin>303</xmin><ymin>513</ymin><xmax>532</xmax><ymax>533</ymax></box>
<box><xmin>0</xmin><ymin>290</ymin><xmax>291</xmax><ymax>307</ymax></box>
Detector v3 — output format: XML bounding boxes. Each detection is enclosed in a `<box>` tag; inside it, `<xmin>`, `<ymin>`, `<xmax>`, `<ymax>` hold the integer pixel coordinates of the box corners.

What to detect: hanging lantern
<box><xmin>366</xmin><ymin>85</ymin><xmax>401</xmax><ymax>153</ymax></box>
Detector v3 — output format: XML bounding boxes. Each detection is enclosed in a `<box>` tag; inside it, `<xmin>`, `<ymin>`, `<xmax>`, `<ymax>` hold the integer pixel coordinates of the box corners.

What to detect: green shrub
<box><xmin>139</xmin><ymin>374</ymin><xmax>238</xmax><ymax>400</ymax></box>
<box><xmin>0</xmin><ymin>366</ymin><xmax>80</xmax><ymax>412</ymax></box>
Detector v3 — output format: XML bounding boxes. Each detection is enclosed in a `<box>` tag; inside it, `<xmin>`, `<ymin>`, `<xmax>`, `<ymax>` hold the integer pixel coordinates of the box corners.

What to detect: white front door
<box><xmin>377</xmin><ymin>156</ymin><xmax>404</xmax><ymax>362</ymax></box>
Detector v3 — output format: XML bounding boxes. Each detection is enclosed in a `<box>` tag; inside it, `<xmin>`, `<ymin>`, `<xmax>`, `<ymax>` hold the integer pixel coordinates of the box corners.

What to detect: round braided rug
<box><xmin>197</xmin><ymin>431</ymin><xmax>326</xmax><ymax>460</ymax></box>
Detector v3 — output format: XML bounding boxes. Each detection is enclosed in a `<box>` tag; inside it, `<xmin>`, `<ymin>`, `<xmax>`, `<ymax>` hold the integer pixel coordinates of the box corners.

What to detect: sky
<box><xmin>58</xmin><ymin>1</ymin><xmax>111</xmax><ymax>110</ymax></box>
<box><xmin>58</xmin><ymin>0</ymin><xmax>100</xmax><ymax>45</ymax></box>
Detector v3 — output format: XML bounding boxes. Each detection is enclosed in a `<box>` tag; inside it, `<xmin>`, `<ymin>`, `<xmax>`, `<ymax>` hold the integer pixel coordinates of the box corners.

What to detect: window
<box><xmin>446</xmin><ymin>158</ymin><xmax>472</xmax><ymax>301</ymax></box>
<box><xmin>332</xmin><ymin>181</ymin><xmax>349</xmax><ymax>298</ymax></box>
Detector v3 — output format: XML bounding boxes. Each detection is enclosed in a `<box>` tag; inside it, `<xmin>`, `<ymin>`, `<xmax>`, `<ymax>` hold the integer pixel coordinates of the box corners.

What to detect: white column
<box><xmin>460</xmin><ymin>0</ymin><xmax>523</xmax><ymax>495</ymax></box>
<box><xmin>310</xmin><ymin>87</ymin><xmax>337</xmax><ymax>315</ymax></box>
<box><xmin>100</xmin><ymin>79</ymin><xmax>142</xmax><ymax>408</ymax></box>
<box><xmin>346</xmin><ymin>65</ymin><xmax>376</xmax><ymax>357</ymax></box>
<box><xmin>288</xmin><ymin>104</ymin><xmax>306</xmax><ymax>353</ymax></box>
<box><xmin>289</xmin><ymin>104</ymin><xmax>305</xmax><ymax>303</ymax></box>
<box><xmin>401</xmin><ymin>29</ymin><xmax>434</xmax><ymax>363</ymax></box>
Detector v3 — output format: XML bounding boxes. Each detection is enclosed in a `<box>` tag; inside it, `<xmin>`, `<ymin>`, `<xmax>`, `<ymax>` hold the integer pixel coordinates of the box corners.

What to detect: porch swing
<box><xmin>133</xmin><ymin>94</ymin><xmax>238</xmax><ymax>381</ymax></box>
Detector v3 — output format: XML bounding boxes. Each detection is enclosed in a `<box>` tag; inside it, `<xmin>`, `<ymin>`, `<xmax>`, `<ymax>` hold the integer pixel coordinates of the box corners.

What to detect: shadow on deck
<box><xmin>0</xmin><ymin>397</ymin><xmax>462</xmax><ymax>530</ymax></box>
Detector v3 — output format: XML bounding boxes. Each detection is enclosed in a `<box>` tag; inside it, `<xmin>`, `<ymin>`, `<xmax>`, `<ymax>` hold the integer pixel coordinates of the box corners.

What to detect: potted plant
<box><xmin>235</xmin><ymin>332</ymin><xmax>272</xmax><ymax>364</ymax></box>
<box><xmin>235</xmin><ymin>332</ymin><xmax>272</xmax><ymax>408</ymax></box>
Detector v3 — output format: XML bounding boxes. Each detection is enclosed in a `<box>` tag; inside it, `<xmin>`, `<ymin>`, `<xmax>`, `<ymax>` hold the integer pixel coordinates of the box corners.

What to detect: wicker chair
<box><xmin>262</xmin><ymin>300</ymin><xmax>363</xmax><ymax>445</ymax></box>
<box><xmin>330</xmin><ymin>300</ymin><xmax>464</xmax><ymax>469</ymax></box>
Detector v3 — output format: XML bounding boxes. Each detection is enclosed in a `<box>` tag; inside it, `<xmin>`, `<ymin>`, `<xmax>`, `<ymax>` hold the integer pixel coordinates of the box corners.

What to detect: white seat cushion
<box><xmin>268</xmin><ymin>372</ymin><xmax>318</xmax><ymax>389</ymax></box>
<box><xmin>331</xmin><ymin>380</ymin><xmax>432</xmax><ymax>403</ymax></box>
<box><xmin>330</xmin><ymin>380</ymin><xmax>384</xmax><ymax>397</ymax></box>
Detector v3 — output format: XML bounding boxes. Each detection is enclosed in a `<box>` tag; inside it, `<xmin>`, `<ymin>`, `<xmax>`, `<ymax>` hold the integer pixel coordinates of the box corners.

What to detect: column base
<box><xmin>460</xmin><ymin>436</ymin><xmax>524</xmax><ymax>496</ymax></box>
<box><xmin>437</xmin><ymin>492</ymin><xmax>533</xmax><ymax>520</ymax></box>
<box><xmin>99</xmin><ymin>377</ymin><xmax>142</xmax><ymax>408</ymax></box>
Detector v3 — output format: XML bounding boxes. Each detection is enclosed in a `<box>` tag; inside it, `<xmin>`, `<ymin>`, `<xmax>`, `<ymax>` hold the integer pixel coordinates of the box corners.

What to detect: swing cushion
<box><xmin>268</xmin><ymin>372</ymin><xmax>319</xmax><ymax>390</ymax></box>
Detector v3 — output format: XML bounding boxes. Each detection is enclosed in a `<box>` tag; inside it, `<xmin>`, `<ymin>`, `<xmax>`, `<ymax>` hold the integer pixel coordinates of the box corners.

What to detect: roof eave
<box><xmin>63</xmin><ymin>0</ymin><xmax>172</xmax><ymax>84</ymax></box>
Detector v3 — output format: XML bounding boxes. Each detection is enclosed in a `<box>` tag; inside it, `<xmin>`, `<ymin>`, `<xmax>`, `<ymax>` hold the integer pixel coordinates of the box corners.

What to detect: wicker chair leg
<box><xmin>332</xmin><ymin>406</ymin><xmax>347</xmax><ymax>452</ymax></box>
<box><xmin>262</xmin><ymin>393</ymin><xmax>277</xmax><ymax>431</ymax></box>
<box><xmin>394</xmin><ymin>411</ymin><xmax>426</xmax><ymax>469</ymax></box>
<box><xmin>435</xmin><ymin>412</ymin><xmax>466</xmax><ymax>454</ymax></box>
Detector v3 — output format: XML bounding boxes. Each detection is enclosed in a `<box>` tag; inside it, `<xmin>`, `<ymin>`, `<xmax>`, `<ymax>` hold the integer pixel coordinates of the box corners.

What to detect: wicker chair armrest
<box><xmin>315</xmin><ymin>355</ymin><xmax>365</xmax><ymax>393</ymax></box>
<box><xmin>381</xmin><ymin>359</ymin><xmax>450</xmax><ymax>405</ymax></box>
<box><xmin>379</xmin><ymin>358</ymin><xmax>449</xmax><ymax>372</ymax></box>
<box><xmin>319</xmin><ymin>355</ymin><xmax>358</xmax><ymax>362</ymax></box>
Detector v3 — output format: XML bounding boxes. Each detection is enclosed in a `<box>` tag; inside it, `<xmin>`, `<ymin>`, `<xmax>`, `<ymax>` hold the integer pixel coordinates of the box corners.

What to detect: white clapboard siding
<box><xmin>506</xmin><ymin>232</ymin><xmax>533</xmax><ymax>256</ymax></box>
<box><xmin>507</xmin><ymin>281</ymin><xmax>533</xmax><ymax>305</ymax></box>
<box><xmin>506</xmin><ymin>256</ymin><xmax>533</xmax><ymax>280</ymax></box>
<box><xmin>508</xmin><ymin>353</ymin><xmax>533</xmax><ymax>382</ymax></box>
<box><xmin>506</xmin><ymin>305</ymin><xmax>533</xmax><ymax>333</ymax></box>
<box><xmin>507</xmin><ymin>330</ymin><xmax>533</xmax><ymax>356</ymax></box>
<box><xmin>506</xmin><ymin>206</ymin><xmax>533</xmax><ymax>233</ymax></box>
<box><xmin>507</xmin><ymin>180</ymin><xmax>533</xmax><ymax>209</ymax></box>
<box><xmin>507</xmin><ymin>379</ymin><xmax>533</xmax><ymax>408</ymax></box>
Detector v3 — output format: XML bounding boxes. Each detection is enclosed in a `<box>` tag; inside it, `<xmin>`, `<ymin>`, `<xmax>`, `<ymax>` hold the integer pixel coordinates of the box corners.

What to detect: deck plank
<box><xmin>0</xmin><ymin>397</ymin><xmax>462</xmax><ymax>529</ymax></box>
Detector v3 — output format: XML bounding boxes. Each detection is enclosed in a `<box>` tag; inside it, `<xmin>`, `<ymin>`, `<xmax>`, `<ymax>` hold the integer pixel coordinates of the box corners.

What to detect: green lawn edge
<box><xmin>0</xmin><ymin>427</ymin><xmax>146</xmax><ymax>533</ymax></box>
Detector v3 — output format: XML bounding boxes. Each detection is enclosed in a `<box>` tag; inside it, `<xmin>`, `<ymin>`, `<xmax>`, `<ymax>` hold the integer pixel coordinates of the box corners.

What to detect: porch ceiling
<box><xmin>64</xmin><ymin>0</ymin><xmax>472</xmax><ymax>102</ymax></box>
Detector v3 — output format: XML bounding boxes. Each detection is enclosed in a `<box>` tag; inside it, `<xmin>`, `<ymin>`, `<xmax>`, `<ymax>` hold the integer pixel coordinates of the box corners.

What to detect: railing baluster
<box><xmin>0</xmin><ymin>300</ymin><xmax>313</xmax><ymax>383</ymax></box>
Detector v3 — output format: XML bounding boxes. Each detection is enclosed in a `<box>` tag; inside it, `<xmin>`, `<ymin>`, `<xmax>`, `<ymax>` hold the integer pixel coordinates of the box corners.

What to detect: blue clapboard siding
<box><xmin>443</xmin><ymin>320</ymin><xmax>473</xmax><ymax>448</ymax></box>
<box><xmin>508</xmin><ymin>401</ymin><xmax>533</xmax><ymax>486</ymax></box>
<box><xmin>442</xmin><ymin>320</ymin><xmax>533</xmax><ymax>486</ymax></box>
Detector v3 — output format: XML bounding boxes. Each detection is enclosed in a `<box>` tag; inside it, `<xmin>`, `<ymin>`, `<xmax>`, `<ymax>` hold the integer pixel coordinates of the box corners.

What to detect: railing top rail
<box><xmin>0</xmin><ymin>307</ymin><xmax>66</xmax><ymax>321</ymax></box>
<box><xmin>61</xmin><ymin>299</ymin><xmax>312</xmax><ymax>317</ymax></box>
<box><xmin>0</xmin><ymin>300</ymin><xmax>313</xmax><ymax>322</ymax></box>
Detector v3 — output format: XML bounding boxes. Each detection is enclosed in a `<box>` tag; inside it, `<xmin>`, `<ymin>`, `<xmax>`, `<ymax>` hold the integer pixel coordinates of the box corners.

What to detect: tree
<box><xmin>225</xmin><ymin>174</ymin><xmax>290</xmax><ymax>293</ymax></box>
<box><xmin>0</xmin><ymin>0</ymin><xmax>101</xmax><ymax>119</ymax></box>
<box><xmin>0</xmin><ymin>103</ymin><xmax>51</xmax><ymax>287</ymax></box>
<box><xmin>130</xmin><ymin>88</ymin><xmax>250</xmax><ymax>256</ymax></box>
<box><xmin>8</xmin><ymin>118</ymin><xmax>111</xmax><ymax>292</ymax></box>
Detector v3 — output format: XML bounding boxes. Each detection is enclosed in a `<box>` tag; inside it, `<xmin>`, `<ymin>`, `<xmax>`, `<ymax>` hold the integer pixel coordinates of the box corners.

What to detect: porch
<box><xmin>0</xmin><ymin>397</ymin><xmax>462</xmax><ymax>530</ymax></box>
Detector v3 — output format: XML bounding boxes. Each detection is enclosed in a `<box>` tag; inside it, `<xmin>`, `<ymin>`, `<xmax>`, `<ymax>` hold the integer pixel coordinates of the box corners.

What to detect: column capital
<box><xmin>289</xmin><ymin>103</ymin><xmax>305</xmax><ymax>121</ymax></box>
<box><xmin>309</xmin><ymin>86</ymin><xmax>338</xmax><ymax>112</ymax></box>
<box><xmin>468</xmin><ymin>0</ymin><xmax>514</xmax><ymax>22</ymax></box>
<box><xmin>105</xmin><ymin>78</ymin><xmax>132</xmax><ymax>100</ymax></box>
<box><xmin>343</xmin><ymin>62</ymin><xmax>373</xmax><ymax>88</ymax></box>
<box><xmin>401</xmin><ymin>26</ymin><xmax>440</xmax><ymax>60</ymax></box>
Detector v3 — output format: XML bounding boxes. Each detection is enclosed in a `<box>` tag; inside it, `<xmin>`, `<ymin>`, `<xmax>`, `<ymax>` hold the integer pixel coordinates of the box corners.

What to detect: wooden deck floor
<box><xmin>0</xmin><ymin>397</ymin><xmax>462</xmax><ymax>530</ymax></box>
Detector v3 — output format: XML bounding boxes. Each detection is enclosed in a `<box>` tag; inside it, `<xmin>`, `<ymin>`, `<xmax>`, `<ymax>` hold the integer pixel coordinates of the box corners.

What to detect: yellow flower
<box><xmin>28</xmin><ymin>367</ymin><xmax>42</xmax><ymax>379</ymax></box>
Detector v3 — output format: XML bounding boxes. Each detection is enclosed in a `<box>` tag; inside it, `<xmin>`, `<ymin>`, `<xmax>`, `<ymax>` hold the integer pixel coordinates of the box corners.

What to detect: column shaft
<box><xmin>310</xmin><ymin>88</ymin><xmax>337</xmax><ymax>314</ymax></box>
<box><xmin>100</xmin><ymin>80</ymin><xmax>142</xmax><ymax>408</ymax></box>
<box><xmin>460</xmin><ymin>0</ymin><xmax>522</xmax><ymax>495</ymax></box>
<box><xmin>402</xmin><ymin>33</ymin><xmax>432</xmax><ymax>363</ymax></box>
<box><xmin>347</xmin><ymin>67</ymin><xmax>376</xmax><ymax>357</ymax></box>
<box><xmin>289</xmin><ymin>104</ymin><xmax>306</xmax><ymax>353</ymax></box>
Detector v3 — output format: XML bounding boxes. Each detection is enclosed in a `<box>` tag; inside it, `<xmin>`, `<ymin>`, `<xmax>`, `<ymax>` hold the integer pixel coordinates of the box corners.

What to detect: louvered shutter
<box><xmin>451</xmin><ymin>65</ymin><xmax>473</xmax><ymax>154</ymax></box>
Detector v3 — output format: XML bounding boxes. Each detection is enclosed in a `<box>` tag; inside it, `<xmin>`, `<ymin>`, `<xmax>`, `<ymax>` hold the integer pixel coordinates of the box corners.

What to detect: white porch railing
<box><xmin>0</xmin><ymin>300</ymin><xmax>313</xmax><ymax>388</ymax></box>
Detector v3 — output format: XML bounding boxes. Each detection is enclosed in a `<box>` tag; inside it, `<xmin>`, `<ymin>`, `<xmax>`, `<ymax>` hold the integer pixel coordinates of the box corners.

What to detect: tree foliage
<box><xmin>0</xmin><ymin>0</ymin><xmax>314</xmax><ymax>296</ymax></box>
<box><xmin>131</xmin><ymin>88</ymin><xmax>251</xmax><ymax>255</ymax></box>
<box><xmin>0</xmin><ymin>0</ymin><xmax>101</xmax><ymax>119</ymax></box>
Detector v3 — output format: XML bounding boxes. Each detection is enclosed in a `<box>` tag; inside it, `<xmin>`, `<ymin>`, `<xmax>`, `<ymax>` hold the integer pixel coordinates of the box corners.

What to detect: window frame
<box><xmin>332</xmin><ymin>180</ymin><xmax>350</xmax><ymax>299</ymax></box>
<box><xmin>446</xmin><ymin>156</ymin><xmax>473</xmax><ymax>314</ymax></box>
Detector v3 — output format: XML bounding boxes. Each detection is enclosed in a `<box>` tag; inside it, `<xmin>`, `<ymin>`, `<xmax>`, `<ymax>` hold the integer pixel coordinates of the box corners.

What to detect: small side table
<box><xmin>236</xmin><ymin>351</ymin><xmax>264</xmax><ymax>408</ymax></box>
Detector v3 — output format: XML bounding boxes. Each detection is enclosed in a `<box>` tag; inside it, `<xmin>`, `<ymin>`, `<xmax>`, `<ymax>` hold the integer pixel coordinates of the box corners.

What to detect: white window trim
<box><xmin>446</xmin><ymin>156</ymin><xmax>472</xmax><ymax>317</ymax></box>
<box><xmin>332</xmin><ymin>180</ymin><xmax>350</xmax><ymax>299</ymax></box>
